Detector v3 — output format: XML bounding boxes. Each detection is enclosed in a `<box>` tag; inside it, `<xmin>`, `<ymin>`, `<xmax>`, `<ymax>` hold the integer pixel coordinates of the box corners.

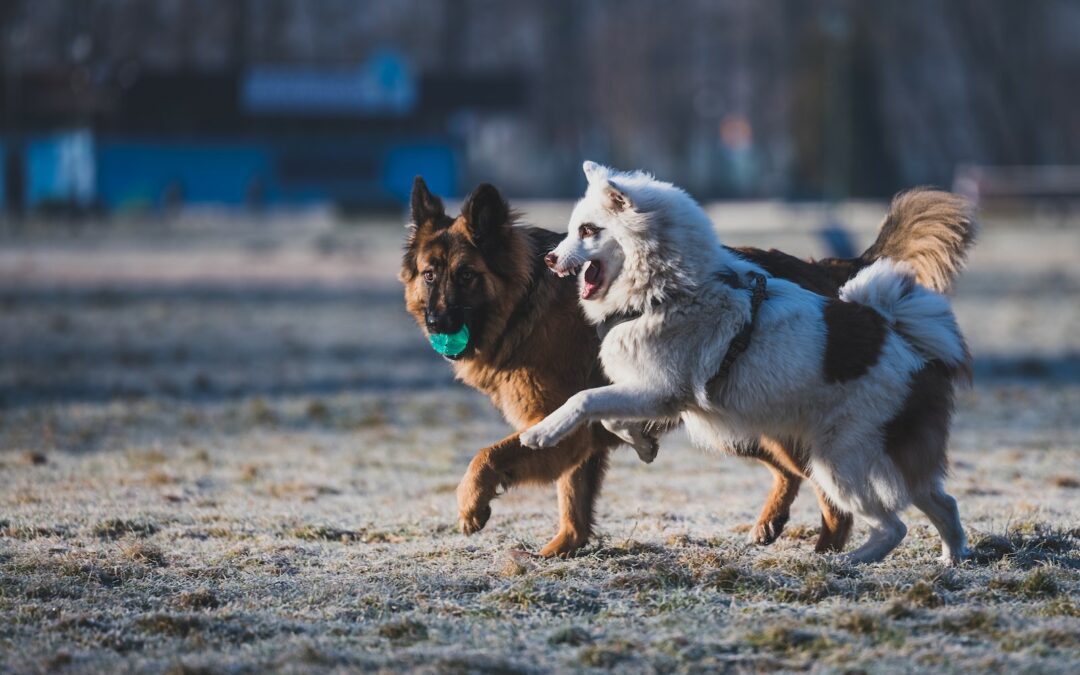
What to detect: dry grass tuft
<box><xmin>578</xmin><ymin>639</ymin><xmax>637</xmax><ymax>668</ymax></box>
<box><xmin>744</xmin><ymin>623</ymin><xmax>831</xmax><ymax>656</ymax></box>
<box><xmin>93</xmin><ymin>518</ymin><xmax>160</xmax><ymax>539</ymax></box>
<box><xmin>120</xmin><ymin>542</ymin><xmax>168</xmax><ymax>567</ymax></box>
<box><xmin>134</xmin><ymin>613</ymin><xmax>206</xmax><ymax>637</ymax></box>
<box><xmin>176</xmin><ymin>588</ymin><xmax>220</xmax><ymax>611</ymax></box>
<box><xmin>904</xmin><ymin>580</ymin><xmax>944</xmax><ymax>608</ymax></box>
<box><xmin>377</xmin><ymin>618</ymin><xmax>427</xmax><ymax>644</ymax></box>
<box><xmin>548</xmin><ymin>625</ymin><xmax>592</xmax><ymax>647</ymax></box>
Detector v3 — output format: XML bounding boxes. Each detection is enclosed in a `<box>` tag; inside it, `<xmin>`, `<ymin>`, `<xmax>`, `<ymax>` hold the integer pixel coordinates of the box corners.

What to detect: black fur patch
<box><xmin>822</xmin><ymin>299</ymin><xmax>887</xmax><ymax>383</ymax></box>
<box><xmin>883</xmin><ymin>361</ymin><xmax>953</xmax><ymax>485</ymax></box>
<box><xmin>729</xmin><ymin>247</ymin><xmax>864</xmax><ymax>297</ymax></box>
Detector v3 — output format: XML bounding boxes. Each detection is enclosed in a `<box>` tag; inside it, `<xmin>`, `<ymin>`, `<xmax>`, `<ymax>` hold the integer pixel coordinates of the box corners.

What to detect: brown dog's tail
<box><xmin>860</xmin><ymin>189</ymin><xmax>977</xmax><ymax>294</ymax></box>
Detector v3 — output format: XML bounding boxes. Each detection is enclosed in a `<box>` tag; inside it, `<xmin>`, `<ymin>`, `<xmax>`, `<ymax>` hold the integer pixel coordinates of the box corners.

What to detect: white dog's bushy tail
<box><xmin>840</xmin><ymin>259</ymin><xmax>970</xmax><ymax>372</ymax></box>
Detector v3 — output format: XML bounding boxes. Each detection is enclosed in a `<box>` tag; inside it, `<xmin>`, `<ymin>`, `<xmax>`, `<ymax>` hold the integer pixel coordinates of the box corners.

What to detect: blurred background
<box><xmin>1</xmin><ymin>1</ymin><xmax>1079</xmax><ymax>406</ymax></box>
<box><xmin>1</xmin><ymin>0</ymin><xmax>1080</xmax><ymax>214</ymax></box>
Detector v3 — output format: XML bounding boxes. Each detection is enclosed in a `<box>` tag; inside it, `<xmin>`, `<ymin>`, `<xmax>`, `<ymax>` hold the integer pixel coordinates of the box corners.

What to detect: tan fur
<box><xmin>862</xmin><ymin>189</ymin><xmax>977</xmax><ymax>294</ymax></box>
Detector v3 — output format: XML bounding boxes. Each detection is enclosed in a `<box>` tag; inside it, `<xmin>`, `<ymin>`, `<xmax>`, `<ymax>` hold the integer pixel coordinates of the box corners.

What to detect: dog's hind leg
<box><xmin>812</xmin><ymin>486</ymin><xmax>854</xmax><ymax>553</ymax></box>
<box><xmin>842</xmin><ymin>508</ymin><xmax>907</xmax><ymax>564</ymax></box>
<box><xmin>810</xmin><ymin>449</ymin><xmax>907</xmax><ymax>564</ymax></box>
<box><xmin>541</xmin><ymin>447</ymin><xmax>610</xmax><ymax>558</ymax></box>
<box><xmin>912</xmin><ymin>485</ymin><xmax>969</xmax><ymax>565</ymax></box>
<box><xmin>749</xmin><ymin>458</ymin><xmax>799</xmax><ymax>546</ymax></box>
<box><xmin>746</xmin><ymin>437</ymin><xmax>853</xmax><ymax>550</ymax></box>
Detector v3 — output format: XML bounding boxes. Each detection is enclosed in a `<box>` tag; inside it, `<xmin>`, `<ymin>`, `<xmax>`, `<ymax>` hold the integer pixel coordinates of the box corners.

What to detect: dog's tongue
<box><xmin>582</xmin><ymin>261</ymin><xmax>603</xmax><ymax>300</ymax></box>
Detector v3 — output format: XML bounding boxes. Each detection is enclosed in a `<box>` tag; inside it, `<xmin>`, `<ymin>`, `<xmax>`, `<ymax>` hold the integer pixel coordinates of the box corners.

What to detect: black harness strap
<box><xmin>594</xmin><ymin>270</ymin><xmax>769</xmax><ymax>388</ymax></box>
<box><xmin>596</xmin><ymin>310</ymin><xmax>644</xmax><ymax>341</ymax></box>
<box><xmin>707</xmin><ymin>271</ymin><xmax>768</xmax><ymax>390</ymax></box>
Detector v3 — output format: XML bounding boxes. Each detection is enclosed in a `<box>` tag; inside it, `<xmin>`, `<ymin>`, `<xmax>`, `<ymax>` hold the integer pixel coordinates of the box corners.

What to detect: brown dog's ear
<box><xmin>461</xmin><ymin>183</ymin><xmax>510</xmax><ymax>245</ymax></box>
<box><xmin>402</xmin><ymin>176</ymin><xmax>447</xmax><ymax>283</ymax></box>
<box><xmin>410</xmin><ymin>176</ymin><xmax>445</xmax><ymax>226</ymax></box>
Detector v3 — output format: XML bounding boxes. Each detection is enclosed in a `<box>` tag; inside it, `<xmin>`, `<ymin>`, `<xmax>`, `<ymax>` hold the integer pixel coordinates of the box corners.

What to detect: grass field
<box><xmin>1</xmin><ymin>205</ymin><xmax>1079</xmax><ymax>673</ymax></box>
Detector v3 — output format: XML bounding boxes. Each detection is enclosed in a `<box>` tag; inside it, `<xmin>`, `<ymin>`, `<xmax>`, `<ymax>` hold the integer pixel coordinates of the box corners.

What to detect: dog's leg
<box><xmin>745</xmin><ymin>437</ymin><xmax>854</xmax><ymax>551</ymax></box>
<box><xmin>540</xmin><ymin>448</ymin><xmax>610</xmax><ymax>558</ymax></box>
<box><xmin>457</xmin><ymin>429</ymin><xmax>593</xmax><ymax>535</ymax></box>
<box><xmin>809</xmin><ymin>449</ymin><xmax>907</xmax><ymax>564</ymax></box>
<box><xmin>744</xmin><ymin>437</ymin><xmax>808</xmax><ymax>546</ymax></box>
<box><xmin>813</xmin><ymin>485</ymin><xmax>854</xmax><ymax>553</ymax></box>
<box><xmin>912</xmin><ymin>486</ymin><xmax>969</xmax><ymax>565</ymax></box>
<box><xmin>842</xmin><ymin>509</ymin><xmax>907</xmax><ymax>564</ymax></box>
<box><xmin>749</xmin><ymin>459</ymin><xmax>799</xmax><ymax>546</ymax></box>
<box><xmin>521</xmin><ymin>385</ymin><xmax>673</xmax><ymax>449</ymax></box>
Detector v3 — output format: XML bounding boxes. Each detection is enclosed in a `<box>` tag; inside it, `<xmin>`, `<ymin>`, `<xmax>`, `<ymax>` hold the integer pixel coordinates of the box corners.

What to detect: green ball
<box><xmin>428</xmin><ymin>324</ymin><xmax>470</xmax><ymax>357</ymax></box>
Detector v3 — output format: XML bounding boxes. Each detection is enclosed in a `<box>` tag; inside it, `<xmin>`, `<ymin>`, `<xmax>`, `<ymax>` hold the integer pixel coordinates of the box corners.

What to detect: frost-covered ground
<box><xmin>1</xmin><ymin>204</ymin><xmax>1078</xmax><ymax>673</ymax></box>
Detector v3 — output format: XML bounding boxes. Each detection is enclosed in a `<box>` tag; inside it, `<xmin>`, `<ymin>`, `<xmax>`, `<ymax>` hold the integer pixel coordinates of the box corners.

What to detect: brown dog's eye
<box><xmin>578</xmin><ymin>223</ymin><xmax>600</xmax><ymax>238</ymax></box>
<box><xmin>459</xmin><ymin>269</ymin><xmax>476</xmax><ymax>282</ymax></box>
<box><xmin>422</xmin><ymin>269</ymin><xmax>436</xmax><ymax>284</ymax></box>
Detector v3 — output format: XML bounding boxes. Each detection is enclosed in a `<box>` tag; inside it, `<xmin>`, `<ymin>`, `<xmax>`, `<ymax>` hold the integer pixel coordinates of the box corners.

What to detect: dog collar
<box><xmin>708</xmin><ymin>271</ymin><xmax>768</xmax><ymax>389</ymax></box>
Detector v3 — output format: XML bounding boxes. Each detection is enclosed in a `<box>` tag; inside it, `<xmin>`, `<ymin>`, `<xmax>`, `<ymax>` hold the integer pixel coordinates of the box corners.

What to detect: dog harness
<box><xmin>595</xmin><ymin>270</ymin><xmax>768</xmax><ymax>385</ymax></box>
<box><xmin>707</xmin><ymin>271</ymin><xmax>768</xmax><ymax>388</ymax></box>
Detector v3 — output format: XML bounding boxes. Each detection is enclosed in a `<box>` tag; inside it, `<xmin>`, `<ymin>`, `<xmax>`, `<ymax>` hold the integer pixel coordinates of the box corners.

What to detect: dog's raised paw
<box><xmin>520</xmin><ymin>425</ymin><xmax>558</xmax><ymax>449</ymax></box>
<box><xmin>519</xmin><ymin>428</ymin><xmax>542</xmax><ymax>449</ymax></box>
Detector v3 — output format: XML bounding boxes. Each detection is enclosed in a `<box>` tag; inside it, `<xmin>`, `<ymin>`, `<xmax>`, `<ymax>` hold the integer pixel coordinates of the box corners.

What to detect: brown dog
<box><xmin>400</xmin><ymin>179</ymin><xmax>975</xmax><ymax>557</ymax></box>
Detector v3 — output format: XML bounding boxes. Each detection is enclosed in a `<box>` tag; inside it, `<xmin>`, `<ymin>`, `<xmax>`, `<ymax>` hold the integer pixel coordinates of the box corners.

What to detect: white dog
<box><xmin>521</xmin><ymin>161</ymin><xmax>971</xmax><ymax>564</ymax></box>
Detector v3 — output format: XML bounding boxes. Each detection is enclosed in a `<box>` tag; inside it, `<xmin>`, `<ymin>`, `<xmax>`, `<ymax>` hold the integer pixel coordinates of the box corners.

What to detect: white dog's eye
<box><xmin>578</xmin><ymin>223</ymin><xmax>600</xmax><ymax>238</ymax></box>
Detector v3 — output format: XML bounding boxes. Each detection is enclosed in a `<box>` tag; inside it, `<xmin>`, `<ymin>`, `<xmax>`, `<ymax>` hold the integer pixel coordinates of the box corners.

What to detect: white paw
<box><xmin>520</xmin><ymin>420</ymin><xmax>562</xmax><ymax>449</ymax></box>
<box><xmin>940</xmin><ymin>546</ymin><xmax>970</xmax><ymax>566</ymax></box>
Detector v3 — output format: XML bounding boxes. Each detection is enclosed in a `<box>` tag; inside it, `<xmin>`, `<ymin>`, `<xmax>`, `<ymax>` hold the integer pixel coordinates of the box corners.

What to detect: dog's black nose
<box><xmin>425</xmin><ymin>310</ymin><xmax>463</xmax><ymax>334</ymax></box>
<box><xmin>544</xmin><ymin>252</ymin><xmax>558</xmax><ymax>269</ymax></box>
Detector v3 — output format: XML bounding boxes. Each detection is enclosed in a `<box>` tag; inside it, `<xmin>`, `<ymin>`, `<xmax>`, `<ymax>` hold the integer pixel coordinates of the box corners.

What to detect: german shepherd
<box><xmin>400</xmin><ymin>177</ymin><xmax>975</xmax><ymax>557</ymax></box>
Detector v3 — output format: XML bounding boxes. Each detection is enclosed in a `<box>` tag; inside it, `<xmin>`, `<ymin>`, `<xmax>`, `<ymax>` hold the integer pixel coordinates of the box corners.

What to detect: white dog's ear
<box><xmin>602</xmin><ymin>180</ymin><xmax>633</xmax><ymax>212</ymax></box>
<box><xmin>582</xmin><ymin>160</ymin><xmax>607</xmax><ymax>185</ymax></box>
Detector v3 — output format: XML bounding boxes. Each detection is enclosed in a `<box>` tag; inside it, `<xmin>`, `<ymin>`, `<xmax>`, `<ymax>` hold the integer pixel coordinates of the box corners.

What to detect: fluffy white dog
<box><xmin>521</xmin><ymin>161</ymin><xmax>971</xmax><ymax>564</ymax></box>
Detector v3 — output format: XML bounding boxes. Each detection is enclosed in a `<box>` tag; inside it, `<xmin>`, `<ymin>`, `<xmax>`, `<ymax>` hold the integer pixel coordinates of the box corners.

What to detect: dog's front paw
<box><xmin>459</xmin><ymin>502</ymin><xmax>491</xmax><ymax>535</ymax></box>
<box><xmin>748</xmin><ymin>515</ymin><xmax>787</xmax><ymax>546</ymax></box>
<box><xmin>456</xmin><ymin>476</ymin><xmax>494</xmax><ymax>535</ymax></box>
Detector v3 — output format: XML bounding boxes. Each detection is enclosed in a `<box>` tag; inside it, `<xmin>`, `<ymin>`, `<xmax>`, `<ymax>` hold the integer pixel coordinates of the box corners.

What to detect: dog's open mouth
<box><xmin>581</xmin><ymin>260</ymin><xmax>605</xmax><ymax>300</ymax></box>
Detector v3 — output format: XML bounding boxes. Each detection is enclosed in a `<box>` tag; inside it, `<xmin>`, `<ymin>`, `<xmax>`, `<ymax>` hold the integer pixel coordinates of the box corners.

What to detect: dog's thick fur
<box><xmin>401</xmin><ymin>176</ymin><xmax>975</xmax><ymax>558</ymax></box>
<box><xmin>524</xmin><ymin>162</ymin><xmax>972</xmax><ymax>563</ymax></box>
